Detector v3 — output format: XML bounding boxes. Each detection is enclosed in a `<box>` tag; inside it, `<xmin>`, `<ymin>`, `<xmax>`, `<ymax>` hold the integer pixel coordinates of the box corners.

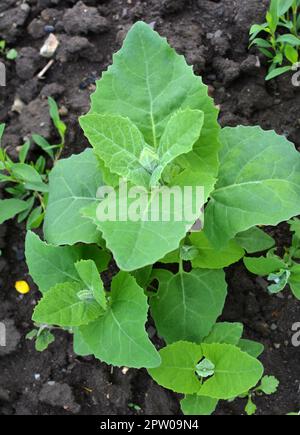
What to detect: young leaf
<box><xmin>205</xmin><ymin>126</ymin><xmax>300</xmax><ymax>247</ymax></box>
<box><xmin>26</xmin><ymin>206</ymin><xmax>44</xmax><ymax>230</ymax></box>
<box><xmin>0</xmin><ymin>199</ymin><xmax>28</xmax><ymax>224</ymax></box>
<box><xmin>44</xmin><ymin>149</ymin><xmax>104</xmax><ymax>245</ymax></box>
<box><xmin>32</xmin><ymin>134</ymin><xmax>55</xmax><ymax>160</ymax></box>
<box><xmin>35</xmin><ymin>329</ymin><xmax>55</xmax><ymax>352</ymax></box>
<box><xmin>11</xmin><ymin>163</ymin><xmax>48</xmax><ymax>192</ymax></box>
<box><xmin>259</xmin><ymin>375</ymin><xmax>279</xmax><ymax>395</ymax></box>
<box><xmin>18</xmin><ymin>141</ymin><xmax>30</xmax><ymax>163</ymax></box>
<box><xmin>75</xmin><ymin>260</ymin><xmax>107</xmax><ymax>310</ymax></box>
<box><xmin>245</xmin><ymin>396</ymin><xmax>257</xmax><ymax>416</ymax></box>
<box><xmin>244</xmin><ymin>256</ymin><xmax>286</xmax><ymax>276</ymax></box>
<box><xmin>190</xmin><ymin>231</ymin><xmax>245</xmax><ymax>269</ymax></box>
<box><xmin>285</xmin><ymin>45</ymin><xmax>299</xmax><ymax>64</ymax></box>
<box><xmin>33</xmin><ymin>281</ymin><xmax>104</xmax><ymax>327</ymax></box>
<box><xmin>79</xmin><ymin>272</ymin><xmax>161</xmax><ymax>369</ymax></box>
<box><xmin>150</xmin><ymin>109</ymin><xmax>204</xmax><ymax>186</ymax></box>
<box><xmin>235</xmin><ymin>227</ymin><xmax>275</xmax><ymax>254</ymax></box>
<box><xmin>196</xmin><ymin>358</ymin><xmax>215</xmax><ymax>378</ymax></box>
<box><xmin>267</xmin><ymin>269</ymin><xmax>290</xmax><ymax>293</ymax></box>
<box><xmin>199</xmin><ymin>343</ymin><xmax>264</xmax><ymax>400</ymax></box>
<box><xmin>80</xmin><ymin>114</ymin><xmax>151</xmax><ymax>188</ymax></box>
<box><xmin>48</xmin><ymin>97</ymin><xmax>66</xmax><ymax>141</ymax></box>
<box><xmin>150</xmin><ymin>269</ymin><xmax>227</xmax><ymax>344</ymax></box>
<box><xmin>203</xmin><ymin>322</ymin><xmax>243</xmax><ymax>345</ymax></box>
<box><xmin>238</xmin><ymin>339</ymin><xmax>265</xmax><ymax>358</ymax></box>
<box><xmin>180</xmin><ymin>395</ymin><xmax>218</xmax><ymax>416</ymax></box>
<box><xmin>88</xmin><ymin>21</ymin><xmax>219</xmax><ymax>155</ymax></box>
<box><xmin>266</xmin><ymin>66</ymin><xmax>293</xmax><ymax>80</ymax></box>
<box><xmin>277</xmin><ymin>34</ymin><xmax>300</xmax><ymax>46</ymax></box>
<box><xmin>148</xmin><ymin>341</ymin><xmax>203</xmax><ymax>394</ymax></box>
<box><xmin>26</xmin><ymin>232</ymin><xmax>109</xmax><ymax>294</ymax></box>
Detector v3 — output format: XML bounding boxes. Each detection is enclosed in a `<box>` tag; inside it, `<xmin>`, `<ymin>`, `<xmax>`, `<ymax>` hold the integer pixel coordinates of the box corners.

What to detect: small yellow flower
<box><xmin>15</xmin><ymin>280</ymin><xmax>30</xmax><ymax>295</ymax></box>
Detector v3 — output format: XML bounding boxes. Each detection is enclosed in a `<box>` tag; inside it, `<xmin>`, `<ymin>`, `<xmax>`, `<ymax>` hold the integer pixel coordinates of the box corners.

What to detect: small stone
<box><xmin>11</xmin><ymin>97</ymin><xmax>25</xmax><ymax>114</ymax></box>
<box><xmin>40</xmin><ymin>34</ymin><xmax>59</xmax><ymax>58</ymax></box>
<box><xmin>44</xmin><ymin>25</ymin><xmax>55</xmax><ymax>34</ymax></box>
<box><xmin>274</xmin><ymin>343</ymin><xmax>281</xmax><ymax>349</ymax></box>
<box><xmin>270</xmin><ymin>323</ymin><xmax>278</xmax><ymax>331</ymax></box>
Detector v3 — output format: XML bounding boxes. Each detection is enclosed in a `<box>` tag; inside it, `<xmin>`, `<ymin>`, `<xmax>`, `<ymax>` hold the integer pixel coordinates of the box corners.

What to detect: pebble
<box><xmin>274</xmin><ymin>343</ymin><xmax>281</xmax><ymax>349</ymax></box>
<box><xmin>44</xmin><ymin>25</ymin><xmax>55</xmax><ymax>34</ymax></box>
<box><xmin>40</xmin><ymin>34</ymin><xmax>59</xmax><ymax>58</ymax></box>
<box><xmin>270</xmin><ymin>323</ymin><xmax>278</xmax><ymax>331</ymax></box>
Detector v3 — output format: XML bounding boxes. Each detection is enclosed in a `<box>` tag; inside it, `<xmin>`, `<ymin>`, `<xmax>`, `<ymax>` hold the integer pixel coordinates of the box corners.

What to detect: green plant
<box><xmin>0</xmin><ymin>39</ymin><xmax>18</xmax><ymax>60</ymax></box>
<box><xmin>244</xmin><ymin>375</ymin><xmax>279</xmax><ymax>416</ymax></box>
<box><xmin>0</xmin><ymin>98</ymin><xmax>67</xmax><ymax>229</ymax></box>
<box><xmin>244</xmin><ymin>218</ymin><xmax>300</xmax><ymax>299</ymax></box>
<box><xmin>250</xmin><ymin>0</ymin><xmax>300</xmax><ymax>80</ymax></box>
<box><xmin>24</xmin><ymin>22</ymin><xmax>300</xmax><ymax>415</ymax></box>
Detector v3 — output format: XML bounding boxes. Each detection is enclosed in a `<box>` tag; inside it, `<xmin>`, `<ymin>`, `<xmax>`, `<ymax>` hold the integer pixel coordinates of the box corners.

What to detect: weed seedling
<box><xmin>250</xmin><ymin>0</ymin><xmax>300</xmax><ymax>80</ymax></box>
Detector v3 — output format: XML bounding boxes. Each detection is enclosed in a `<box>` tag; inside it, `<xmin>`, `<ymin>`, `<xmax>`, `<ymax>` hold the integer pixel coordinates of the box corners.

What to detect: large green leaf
<box><xmin>199</xmin><ymin>343</ymin><xmax>264</xmax><ymax>400</ymax></box>
<box><xmin>82</xmin><ymin>171</ymin><xmax>207</xmax><ymax>271</ymax></box>
<box><xmin>0</xmin><ymin>199</ymin><xmax>28</xmax><ymax>224</ymax></box>
<box><xmin>181</xmin><ymin>395</ymin><xmax>218</xmax><ymax>416</ymax></box>
<box><xmin>148</xmin><ymin>342</ymin><xmax>263</xmax><ymax>398</ymax></box>
<box><xmin>203</xmin><ymin>322</ymin><xmax>243</xmax><ymax>345</ymax></box>
<box><xmin>150</xmin><ymin>269</ymin><xmax>227</xmax><ymax>343</ymax></box>
<box><xmin>25</xmin><ymin>231</ymin><xmax>109</xmax><ymax>294</ymax></box>
<box><xmin>33</xmin><ymin>281</ymin><xmax>104</xmax><ymax>327</ymax></box>
<box><xmin>235</xmin><ymin>227</ymin><xmax>275</xmax><ymax>254</ymax></box>
<box><xmin>79</xmin><ymin>272</ymin><xmax>161</xmax><ymax>368</ymax></box>
<box><xmin>244</xmin><ymin>255</ymin><xmax>286</xmax><ymax>276</ymax></box>
<box><xmin>88</xmin><ymin>21</ymin><xmax>220</xmax><ymax>155</ymax></box>
<box><xmin>44</xmin><ymin>149</ymin><xmax>103</xmax><ymax>245</ymax></box>
<box><xmin>205</xmin><ymin>126</ymin><xmax>300</xmax><ymax>247</ymax></box>
<box><xmin>80</xmin><ymin>114</ymin><xmax>151</xmax><ymax>188</ymax></box>
<box><xmin>75</xmin><ymin>260</ymin><xmax>107</xmax><ymax>310</ymax></box>
<box><xmin>148</xmin><ymin>341</ymin><xmax>203</xmax><ymax>394</ymax></box>
<box><xmin>190</xmin><ymin>232</ymin><xmax>244</xmax><ymax>269</ymax></box>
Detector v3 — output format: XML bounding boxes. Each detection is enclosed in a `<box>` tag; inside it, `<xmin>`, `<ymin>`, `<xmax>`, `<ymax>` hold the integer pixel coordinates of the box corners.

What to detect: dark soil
<box><xmin>0</xmin><ymin>0</ymin><xmax>300</xmax><ymax>416</ymax></box>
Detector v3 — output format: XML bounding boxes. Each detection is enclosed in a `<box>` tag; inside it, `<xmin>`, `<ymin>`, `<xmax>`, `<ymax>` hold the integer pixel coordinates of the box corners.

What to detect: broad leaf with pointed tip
<box><xmin>149</xmin><ymin>342</ymin><xmax>264</xmax><ymax>399</ymax></box>
<box><xmin>205</xmin><ymin>126</ymin><xmax>300</xmax><ymax>247</ymax></box>
<box><xmin>190</xmin><ymin>232</ymin><xmax>245</xmax><ymax>269</ymax></box>
<box><xmin>75</xmin><ymin>260</ymin><xmax>107</xmax><ymax>310</ymax></box>
<box><xmin>244</xmin><ymin>255</ymin><xmax>286</xmax><ymax>276</ymax></box>
<box><xmin>203</xmin><ymin>322</ymin><xmax>243</xmax><ymax>345</ymax></box>
<box><xmin>235</xmin><ymin>227</ymin><xmax>275</xmax><ymax>254</ymax></box>
<box><xmin>88</xmin><ymin>21</ymin><xmax>220</xmax><ymax>156</ymax></box>
<box><xmin>25</xmin><ymin>231</ymin><xmax>109</xmax><ymax>294</ymax></box>
<box><xmin>0</xmin><ymin>199</ymin><xmax>28</xmax><ymax>224</ymax></box>
<box><xmin>44</xmin><ymin>149</ymin><xmax>103</xmax><ymax>245</ymax></box>
<box><xmin>150</xmin><ymin>109</ymin><xmax>204</xmax><ymax>186</ymax></box>
<box><xmin>79</xmin><ymin>272</ymin><xmax>161</xmax><ymax>369</ymax></box>
<box><xmin>148</xmin><ymin>341</ymin><xmax>203</xmax><ymax>394</ymax></box>
<box><xmin>82</xmin><ymin>171</ymin><xmax>207</xmax><ymax>271</ymax></box>
<box><xmin>199</xmin><ymin>343</ymin><xmax>264</xmax><ymax>400</ymax></box>
<box><xmin>80</xmin><ymin>114</ymin><xmax>151</xmax><ymax>188</ymax></box>
<box><xmin>33</xmin><ymin>281</ymin><xmax>104</xmax><ymax>327</ymax></box>
<box><xmin>150</xmin><ymin>269</ymin><xmax>227</xmax><ymax>344</ymax></box>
